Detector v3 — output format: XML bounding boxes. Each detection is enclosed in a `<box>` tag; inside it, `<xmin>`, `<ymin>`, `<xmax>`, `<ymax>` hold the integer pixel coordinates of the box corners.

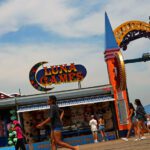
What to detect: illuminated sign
<box><xmin>29</xmin><ymin>62</ymin><xmax>87</xmax><ymax>91</ymax></box>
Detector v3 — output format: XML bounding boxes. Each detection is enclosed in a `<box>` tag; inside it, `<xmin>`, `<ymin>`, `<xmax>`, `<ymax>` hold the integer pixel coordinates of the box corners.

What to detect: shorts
<box><xmin>136</xmin><ymin>115</ymin><xmax>146</xmax><ymax>121</ymax></box>
<box><xmin>92</xmin><ymin>130</ymin><xmax>98</xmax><ymax>134</ymax></box>
<box><xmin>131</xmin><ymin>116</ymin><xmax>136</xmax><ymax>123</ymax></box>
<box><xmin>99</xmin><ymin>125</ymin><xmax>105</xmax><ymax>131</ymax></box>
<box><xmin>53</xmin><ymin>126</ymin><xmax>63</xmax><ymax>131</ymax></box>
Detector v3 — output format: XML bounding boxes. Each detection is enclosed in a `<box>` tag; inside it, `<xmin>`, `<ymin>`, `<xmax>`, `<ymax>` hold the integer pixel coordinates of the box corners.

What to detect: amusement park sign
<box><xmin>29</xmin><ymin>62</ymin><xmax>87</xmax><ymax>91</ymax></box>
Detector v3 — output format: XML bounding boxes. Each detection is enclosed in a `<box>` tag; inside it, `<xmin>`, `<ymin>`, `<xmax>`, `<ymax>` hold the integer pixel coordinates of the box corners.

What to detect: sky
<box><xmin>0</xmin><ymin>0</ymin><xmax>150</xmax><ymax>106</ymax></box>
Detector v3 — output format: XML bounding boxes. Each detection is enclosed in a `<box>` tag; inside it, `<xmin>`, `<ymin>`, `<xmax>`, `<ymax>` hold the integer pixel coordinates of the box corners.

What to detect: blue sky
<box><xmin>0</xmin><ymin>0</ymin><xmax>150</xmax><ymax>105</ymax></box>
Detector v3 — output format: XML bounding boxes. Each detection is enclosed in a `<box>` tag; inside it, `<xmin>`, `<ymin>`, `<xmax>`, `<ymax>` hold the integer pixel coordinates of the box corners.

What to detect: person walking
<box><xmin>98</xmin><ymin>115</ymin><xmax>107</xmax><ymax>142</ymax></box>
<box><xmin>147</xmin><ymin>115</ymin><xmax>150</xmax><ymax>129</ymax></box>
<box><xmin>12</xmin><ymin>120</ymin><xmax>26</xmax><ymax>150</ymax></box>
<box><xmin>134</xmin><ymin>99</ymin><xmax>150</xmax><ymax>141</ymax></box>
<box><xmin>121</xmin><ymin>103</ymin><xmax>137</xmax><ymax>141</ymax></box>
<box><xmin>36</xmin><ymin>95</ymin><xmax>79</xmax><ymax>150</ymax></box>
<box><xmin>89</xmin><ymin>115</ymin><xmax>98</xmax><ymax>143</ymax></box>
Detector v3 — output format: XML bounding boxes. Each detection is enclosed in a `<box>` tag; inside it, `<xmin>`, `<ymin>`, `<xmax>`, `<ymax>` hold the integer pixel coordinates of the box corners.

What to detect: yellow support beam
<box><xmin>114</xmin><ymin>21</ymin><xmax>150</xmax><ymax>47</ymax></box>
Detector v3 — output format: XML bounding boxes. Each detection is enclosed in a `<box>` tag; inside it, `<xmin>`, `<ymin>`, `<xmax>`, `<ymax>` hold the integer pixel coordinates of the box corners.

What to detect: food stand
<box><xmin>16</xmin><ymin>85</ymin><xmax>117</xmax><ymax>146</ymax></box>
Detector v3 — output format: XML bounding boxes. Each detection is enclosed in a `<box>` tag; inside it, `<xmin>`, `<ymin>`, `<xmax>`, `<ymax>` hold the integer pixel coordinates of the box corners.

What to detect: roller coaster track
<box><xmin>114</xmin><ymin>21</ymin><xmax>150</xmax><ymax>50</ymax></box>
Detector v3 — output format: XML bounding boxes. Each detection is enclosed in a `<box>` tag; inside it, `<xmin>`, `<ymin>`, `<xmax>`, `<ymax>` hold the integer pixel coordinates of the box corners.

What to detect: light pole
<box><xmin>124</xmin><ymin>52</ymin><xmax>150</xmax><ymax>104</ymax></box>
<box><xmin>124</xmin><ymin>52</ymin><xmax>150</xmax><ymax>64</ymax></box>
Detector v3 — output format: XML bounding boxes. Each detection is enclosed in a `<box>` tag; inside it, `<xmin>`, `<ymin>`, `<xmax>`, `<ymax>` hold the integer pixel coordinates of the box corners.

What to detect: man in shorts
<box><xmin>89</xmin><ymin>115</ymin><xmax>98</xmax><ymax>143</ymax></box>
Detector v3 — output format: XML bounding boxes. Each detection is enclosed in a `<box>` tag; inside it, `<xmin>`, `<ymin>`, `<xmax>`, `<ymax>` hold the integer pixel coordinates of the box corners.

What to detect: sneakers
<box><xmin>134</xmin><ymin>136</ymin><xmax>146</xmax><ymax>141</ymax></box>
<box><xmin>94</xmin><ymin>140</ymin><xmax>98</xmax><ymax>143</ymax></box>
<box><xmin>141</xmin><ymin>136</ymin><xmax>146</xmax><ymax>140</ymax></box>
<box><xmin>121</xmin><ymin>138</ymin><xmax>128</xmax><ymax>141</ymax></box>
<box><xmin>134</xmin><ymin>138</ymin><xmax>141</xmax><ymax>141</ymax></box>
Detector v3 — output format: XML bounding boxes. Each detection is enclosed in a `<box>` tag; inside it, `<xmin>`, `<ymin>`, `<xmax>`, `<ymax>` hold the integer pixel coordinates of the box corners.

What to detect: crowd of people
<box><xmin>89</xmin><ymin>98</ymin><xmax>150</xmax><ymax>143</ymax></box>
<box><xmin>89</xmin><ymin>114</ymin><xmax>107</xmax><ymax>143</ymax></box>
<box><xmin>122</xmin><ymin>99</ymin><xmax>150</xmax><ymax>141</ymax></box>
<box><xmin>11</xmin><ymin>96</ymin><xmax>149</xmax><ymax>150</ymax></box>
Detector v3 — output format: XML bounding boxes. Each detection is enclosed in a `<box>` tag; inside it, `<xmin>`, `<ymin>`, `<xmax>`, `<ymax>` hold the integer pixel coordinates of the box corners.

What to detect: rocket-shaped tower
<box><xmin>104</xmin><ymin>13</ymin><xmax>129</xmax><ymax>131</ymax></box>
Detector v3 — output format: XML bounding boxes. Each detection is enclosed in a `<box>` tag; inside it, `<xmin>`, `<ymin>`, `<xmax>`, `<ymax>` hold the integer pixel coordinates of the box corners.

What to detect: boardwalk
<box><xmin>59</xmin><ymin>135</ymin><xmax>150</xmax><ymax>150</ymax></box>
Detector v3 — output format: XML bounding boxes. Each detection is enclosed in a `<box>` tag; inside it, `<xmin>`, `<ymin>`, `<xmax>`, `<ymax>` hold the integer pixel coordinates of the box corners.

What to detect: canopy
<box><xmin>17</xmin><ymin>96</ymin><xmax>114</xmax><ymax>113</ymax></box>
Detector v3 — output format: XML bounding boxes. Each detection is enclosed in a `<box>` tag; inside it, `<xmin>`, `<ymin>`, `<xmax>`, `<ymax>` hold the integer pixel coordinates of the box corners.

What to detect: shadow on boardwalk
<box><xmin>59</xmin><ymin>135</ymin><xmax>150</xmax><ymax>150</ymax></box>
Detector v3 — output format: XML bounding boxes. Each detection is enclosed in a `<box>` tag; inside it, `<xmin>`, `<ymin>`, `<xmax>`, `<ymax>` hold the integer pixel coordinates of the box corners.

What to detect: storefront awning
<box><xmin>17</xmin><ymin>96</ymin><xmax>114</xmax><ymax>113</ymax></box>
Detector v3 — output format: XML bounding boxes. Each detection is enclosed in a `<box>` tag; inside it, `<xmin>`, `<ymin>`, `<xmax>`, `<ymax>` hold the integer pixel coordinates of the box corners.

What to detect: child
<box><xmin>13</xmin><ymin>120</ymin><xmax>26</xmax><ymax>150</ymax></box>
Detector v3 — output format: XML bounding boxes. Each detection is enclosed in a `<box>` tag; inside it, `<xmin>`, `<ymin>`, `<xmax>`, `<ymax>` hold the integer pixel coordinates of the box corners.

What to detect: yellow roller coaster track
<box><xmin>114</xmin><ymin>21</ymin><xmax>150</xmax><ymax>50</ymax></box>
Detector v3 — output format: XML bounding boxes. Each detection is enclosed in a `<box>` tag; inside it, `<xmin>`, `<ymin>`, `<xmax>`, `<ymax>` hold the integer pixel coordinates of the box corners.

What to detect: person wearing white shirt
<box><xmin>89</xmin><ymin>115</ymin><xmax>98</xmax><ymax>143</ymax></box>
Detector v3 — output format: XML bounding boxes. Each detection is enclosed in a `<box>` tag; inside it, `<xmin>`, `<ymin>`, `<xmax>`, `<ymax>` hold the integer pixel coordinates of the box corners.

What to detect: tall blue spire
<box><xmin>105</xmin><ymin>12</ymin><xmax>119</xmax><ymax>50</ymax></box>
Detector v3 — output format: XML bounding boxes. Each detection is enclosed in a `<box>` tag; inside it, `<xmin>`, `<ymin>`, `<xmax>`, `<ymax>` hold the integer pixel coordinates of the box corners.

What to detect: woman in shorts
<box><xmin>37</xmin><ymin>95</ymin><xmax>79</xmax><ymax>150</ymax></box>
<box><xmin>98</xmin><ymin>115</ymin><xmax>107</xmax><ymax>141</ymax></box>
<box><xmin>121</xmin><ymin>103</ymin><xmax>137</xmax><ymax>141</ymax></box>
<box><xmin>135</xmin><ymin>99</ymin><xmax>150</xmax><ymax>140</ymax></box>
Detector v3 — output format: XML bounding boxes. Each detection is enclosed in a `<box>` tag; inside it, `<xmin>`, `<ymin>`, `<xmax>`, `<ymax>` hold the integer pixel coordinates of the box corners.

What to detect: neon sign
<box><xmin>29</xmin><ymin>62</ymin><xmax>87</xmax><ymax>91</ymax></box>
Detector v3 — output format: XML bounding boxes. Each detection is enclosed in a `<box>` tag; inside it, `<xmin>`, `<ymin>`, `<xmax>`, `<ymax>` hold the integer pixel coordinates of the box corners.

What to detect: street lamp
<box><xmin>142</xmin><ymin>52</ymin><xmax>150</xmax><ymax>62</ymax></box>
<box><xmin>124</xmin><ymin>52</ymin><xmax>150</xmax><ymax>64</ymax></box>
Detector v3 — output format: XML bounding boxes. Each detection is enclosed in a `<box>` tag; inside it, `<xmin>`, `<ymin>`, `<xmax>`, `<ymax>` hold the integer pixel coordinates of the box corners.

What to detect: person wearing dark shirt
<box><xmin>134</xmin><ymin>99</ymin><xmax>150</xmax><ymax>140</ymax></box>
<box><xmin>121</xmin><ymin>103</ymin><xmax>137</xmax><ymax>141</ymax></box>
<box><xmin>36</xmin><ymin>95</ymin><xmax>79</xmax><ymax>150</ymax></box>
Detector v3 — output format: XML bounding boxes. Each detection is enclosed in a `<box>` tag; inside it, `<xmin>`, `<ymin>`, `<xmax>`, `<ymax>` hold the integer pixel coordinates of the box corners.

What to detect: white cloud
<box><xmin>105</xmin><ymin>0</ymin><xmax>150</xmax><ymax>28</ymax></box>
<box><xmin>123</xmin><ymin>38</ymin><xmax>150</xmax><ymax>58</ymax></box>
<box><xmin>0</xmin><ymin>42</ymin><xmax>108</xmax><ymax>94</ymax></box>
<box><xmin>0</xmin><ymin>0</ymin><xmax>78</xmax><ymax>35</ymax></box>
<box><xmin>123</xmin><ymin>38</ymin><xmax>150</xmax><ymax>105</ymax></box>
<box><xmin>1</xmin><ymin>37</ymin><xmax>149</xmax><ymax>105</ymax></box>
<box><xmin>0</xmin><ymin>0</ymin><xmax>149</xmax><ymax>37</ymax></box>
<box><xmin>0</xmin><ymin>0</ymin><xmax>150</xmax><ymax>106</ymax></box>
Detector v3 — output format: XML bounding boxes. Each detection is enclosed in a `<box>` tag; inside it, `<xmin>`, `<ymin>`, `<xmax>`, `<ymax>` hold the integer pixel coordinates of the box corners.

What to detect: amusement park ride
<box><xmin>104</xmin><ymin>12</ymin><xmax>150</xmax><ymax>131</ymax></box>
<box><xmin>1</xmin><ymin>13</ymin><xmax>149</xmax><ymax>138</ymax></box>
<box><xmin>28</xmin><ymin>13</ymin><xmax>150</xmax><ymax>133</ymax></box>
